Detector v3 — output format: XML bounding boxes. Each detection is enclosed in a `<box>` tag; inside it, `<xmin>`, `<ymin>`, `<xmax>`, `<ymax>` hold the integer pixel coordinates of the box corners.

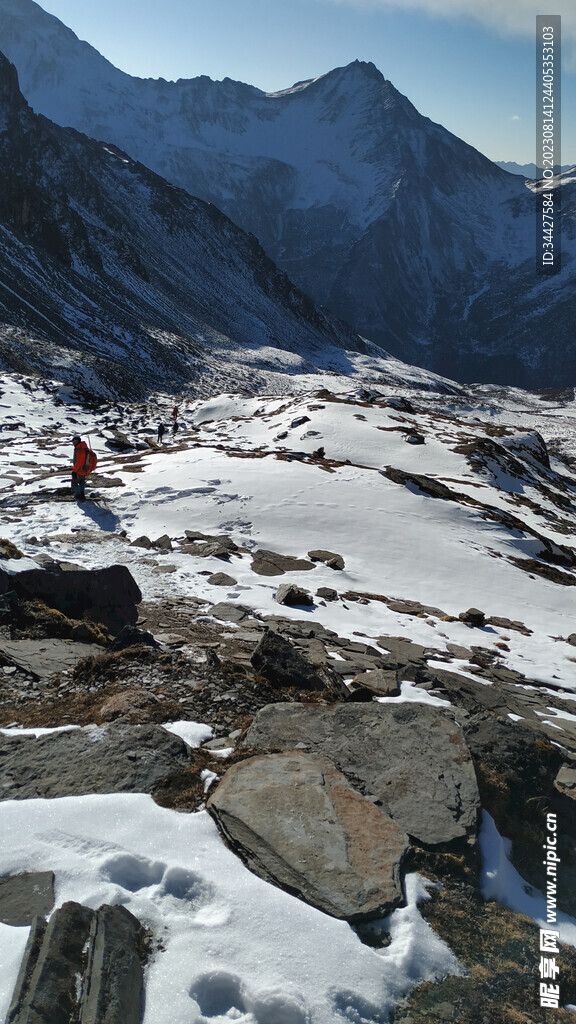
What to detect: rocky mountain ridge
<box><xmin>2</xmin><ymin>0</ymin><xmax>576</xmax><ymax>385</ymax></box>
<box><xmin>0</xmin><ymin>50</ymin><xmax>380</xmax><ymax>400</ymax></box>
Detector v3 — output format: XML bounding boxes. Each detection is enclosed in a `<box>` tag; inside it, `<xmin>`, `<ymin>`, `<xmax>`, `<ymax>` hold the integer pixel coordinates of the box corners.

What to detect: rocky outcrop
<box><xmin>207</xmin><ymin>750</ymin><xmax>409</xmax><ymax>920</ymax></box>
<box><xmin>250</xmin><ymin>630</ymin><xmax>346</xmax><ymax>697</ymax></box>
<box><xmin>242</xmin><ymin>703</ymin><xmax>480</xmax><ymax>846</ymax></box>
<box><xmin>0</xmin><ymin>563</ymin><xmax>141</xmax><ymax>633</ymax></box>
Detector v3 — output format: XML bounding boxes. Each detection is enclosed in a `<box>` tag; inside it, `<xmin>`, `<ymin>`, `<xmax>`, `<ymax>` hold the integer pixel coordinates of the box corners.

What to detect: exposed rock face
<box><xmin>250</xmin><ymin>630</ymin><xmax>345</xmax><ymax>696</ymax></box>
<box><xmin>0</xmin><ymin>724</ymin><xmax>191</xmax><ymax>799</ymax></box>
<box><xmin>208</xmin><ymin>750</ymin><xmax>409</xmax><ymax>920</ymax></box>
<box><xmin>242</xmin><ymin>703</ymin><xmax>480</xmax><ymax>846</ymax></box>
<box><xmin>0</xmin><ymin>563</ymin><xmax>141</xmax><ymax>633</ymax></box>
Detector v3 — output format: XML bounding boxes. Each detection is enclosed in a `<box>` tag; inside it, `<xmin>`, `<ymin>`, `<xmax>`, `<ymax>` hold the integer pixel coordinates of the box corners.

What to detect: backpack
<box><xmin>80</xmin><ymin>446</ymin><xmax>97</xmax><ymax>475</ymax></box>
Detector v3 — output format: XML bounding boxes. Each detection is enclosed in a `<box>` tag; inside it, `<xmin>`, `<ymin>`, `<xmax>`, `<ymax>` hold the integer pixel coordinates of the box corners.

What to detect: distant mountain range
<box><xmin>495</xmin><ymin>161</ymin><xmax>574</xmax><ymax>178</ymax></box>
<box><xmin>1</xmin><ymin>0</ymin><xmax>576</xmax><ymax>387</ymax></box>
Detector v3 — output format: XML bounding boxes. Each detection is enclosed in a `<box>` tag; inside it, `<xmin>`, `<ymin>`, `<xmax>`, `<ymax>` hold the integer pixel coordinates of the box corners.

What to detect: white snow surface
<box><xmin>1</xmin><ymin>369</ymin><xmax>576</xmax><ymax>1021</ymax></box>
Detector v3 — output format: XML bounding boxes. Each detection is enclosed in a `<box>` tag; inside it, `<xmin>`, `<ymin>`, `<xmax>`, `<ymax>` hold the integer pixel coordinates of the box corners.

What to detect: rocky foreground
<box><xmin>1</xmin><ymin>554</ymin><xmax>576</xmax><ymax>1022</ymax></box>
<box><xmin>1</xmin><ymin>377</ymin><xmax>576</xmax><ymax>1022</ymax></box>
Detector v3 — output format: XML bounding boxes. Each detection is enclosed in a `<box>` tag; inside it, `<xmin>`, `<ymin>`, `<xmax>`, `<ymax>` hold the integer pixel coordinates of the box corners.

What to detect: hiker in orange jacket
<box><xmin>71</xmin><ymin>435</ymin><xmax>91</xmax><ymax>499</ymax></box>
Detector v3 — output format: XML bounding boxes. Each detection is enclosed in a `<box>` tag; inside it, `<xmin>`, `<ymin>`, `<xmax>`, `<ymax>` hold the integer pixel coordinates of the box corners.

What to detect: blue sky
<box><xmin>36</xmin><ymin>0</ymin><xmax>576</xmax><ymax>165</ymax></box>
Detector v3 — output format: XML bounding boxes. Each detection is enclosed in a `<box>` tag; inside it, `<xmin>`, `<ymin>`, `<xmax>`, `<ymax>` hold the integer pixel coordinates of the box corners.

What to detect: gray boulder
<box><xmin>274</xmin><ymin>584</ymin><xmax>314</xmax><ymax>607</ymax></box>
<box><xmin>0</xmin><ymin>724</ymin><xmax>191</xmax><ymax>800</ymax></box>
<box><xmin>208</xmin><ymin>751</ymin><xmax>409</xmax><ymax>921</ymax></box>
<box><xmin>242</xmin><ymin>703</ymin><xmax>480</xmax><ymax>846</ymax></box>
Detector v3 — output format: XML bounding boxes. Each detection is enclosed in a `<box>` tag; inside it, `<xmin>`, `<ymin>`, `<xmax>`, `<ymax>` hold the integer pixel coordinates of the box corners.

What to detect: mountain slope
<box><xmin>0</xmin><ymin>51</ymin><xmax>383</xmax><ymax>399</ymax></box>
<box><xmin>2</xmin><ymin>0</ymin><xmax>576</xmax><ymax>386</ymax></box>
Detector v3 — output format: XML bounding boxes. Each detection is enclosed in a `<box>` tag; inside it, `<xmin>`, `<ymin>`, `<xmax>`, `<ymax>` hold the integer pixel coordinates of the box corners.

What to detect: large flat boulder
<box><xmin>242</xmin><ymin>703</ymin><xmax>480</xmax><ymax>846</ymax></box>
<box><xmin>0</xmin><ymin>724</ymin><xmax>191</xmax><ymax>799</ymax></box>
<box><xmin>0</xmin><ymin>563</ymin><xmax>141</xmax><ymax>633</ymax></box>
<box><xmin>208</xmin><ymin>750</ymin><xmax>409</xmax><ymax>921</ymax></box>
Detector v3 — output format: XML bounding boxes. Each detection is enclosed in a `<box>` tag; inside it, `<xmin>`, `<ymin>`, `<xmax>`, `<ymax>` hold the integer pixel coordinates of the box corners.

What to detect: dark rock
<box><xmin>0</xmin><ymin>724</ymin><xmax>191</xmax><ymax>799</ymax></box>
<box><xmin>458</xmin><ymin>607</ymin><xmax>486</xmax><ymax>627</ymax></box>
<box><xmin>567</xmin><ymin>633</ymin><xmax>576</xmax><ymax>647</ymax></box>
<box><xmin>0</xmin><ymin>563</ymin><xmax>141</xmax><ymax>633</ymax></box>
<box><xmin>405</xmin><ymin>433</ymin><xmax>425</xmax><ymax>445</ymax></box>
<box><xmin>316</xmin><ymin>587</ymin><xmax>338</xmax><ymax>601</ymax></box>
<box><xmin>0</xmin><ymin>590</ymin><xmax>18</xmax><ymax>621</ymax></box>
<box><xmin>250</xmin><ymin>630</ymin><xmax>343</xmax><ymax>694</ymax></box>
<box><xmin>307</xmin><ymin>549</ymin><xmax>345</xmax><ymax>570</ymax></box>
<box><xmin>242</xmin><ymin>703</ymin><xmax>480</xmax><ymax>846</ymax></box>
<box><xmin>274</xmin><ymin>584</ymin><xmax>314</xmax><ymax>607</ymax></box>
<box><xmin>0</xmin><ymin>872</ymin><xmax>55</xmax><ymax>926</ymax></box>
<box><xmin>208</xmin><ymin>751</ymin><xmax>409</xmax><ymax>921</ymax></box>
<box><xmin>109</xmin><ymin>625</ymin><xmax>160</xmax><ymax>651</ymax></box>
<box><xmin>250</xmin><ymin>549</ymin><xmax>316</xmax><ymax>576</ymax></box>
<box><xmin>290</xmin><ymin>416</ymin><xmax>310</xmax><ymax>428</ymax></box>
<box><xmin>387</xmin><ymin>397</ymin><xmax>416</xmax><ymax>414</ymax></box>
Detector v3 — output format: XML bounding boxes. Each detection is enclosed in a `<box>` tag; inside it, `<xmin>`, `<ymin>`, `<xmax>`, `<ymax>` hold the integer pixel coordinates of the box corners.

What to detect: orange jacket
<box><xmin>73</xmin><ymin>441</ymin><xmax>91</xmax><ymax>476</ymax></box>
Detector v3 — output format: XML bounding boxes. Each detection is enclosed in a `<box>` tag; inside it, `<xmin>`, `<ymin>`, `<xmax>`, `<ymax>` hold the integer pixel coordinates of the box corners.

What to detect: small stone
<box><xmin>316</xmin><ymin>587</ymin><xmax>338</xmax><ymax>602</ymax></box>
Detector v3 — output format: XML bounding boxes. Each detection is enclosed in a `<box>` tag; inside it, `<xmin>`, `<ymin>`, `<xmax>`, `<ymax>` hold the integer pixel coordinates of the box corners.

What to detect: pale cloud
<box><xmin>511</xmin><ymin>115</ymin><xmax>520</xmax><ymax>121</ymax></box>
<box><xmin>321</xmin><ymin>0</ymin><xmax>576</xmax><ymax>67</ymax></box>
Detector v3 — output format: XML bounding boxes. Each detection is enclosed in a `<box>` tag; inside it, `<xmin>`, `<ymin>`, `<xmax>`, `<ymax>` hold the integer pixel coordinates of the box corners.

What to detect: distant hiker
<box><xmin>172</xmin><ymin>405</ymin><xmax>179</xmax><ymax>421</ymax></box>
<box><xmin>172</xmin><ymin>419</ymin><xmax>179</xmax><ymax>436</ymax></box>
<box><xmin>157</xmin><ymin>422</ymin><xmax>166</xmax><ymax>444</ymax></box>
<box><xmin>71</xmin><ymin>435</ymin><xmax>97</xmax><ymax>499</ymax></box>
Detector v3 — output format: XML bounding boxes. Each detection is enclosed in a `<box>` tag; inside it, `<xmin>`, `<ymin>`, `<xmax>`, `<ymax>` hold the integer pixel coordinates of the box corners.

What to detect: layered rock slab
<box><xmin>208</xmin><ymin>750</ymin><xmax>409</xmax><ymax>920</ymax></box>
<box><xmin>6</xmin><ymin>901</ymin><xmax>146</xmax><ymax>1024</ymax></box>
<box><xmin>242</xmin><ymin>703</ymin><xmax>480</xmax><ymax>846</ymax></box>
